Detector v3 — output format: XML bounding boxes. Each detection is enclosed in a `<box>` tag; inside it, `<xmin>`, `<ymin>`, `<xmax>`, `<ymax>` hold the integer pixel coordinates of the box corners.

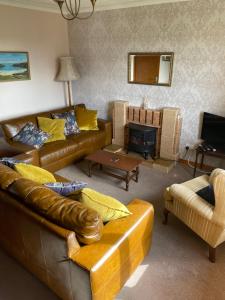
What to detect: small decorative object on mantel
<box><xmin>0</xmin><ymin>51</ymin><xmax>30</xmax><ymax>82</ymax></box>
<box><xmin>53</xmin><ymin>0</ymin><xmax>97</xmax><ymax>21</ymax></box>
<box><xmin>142</xmin><ymin>96</ymin><xmax>149</xmax><ymax>110</ymax></box>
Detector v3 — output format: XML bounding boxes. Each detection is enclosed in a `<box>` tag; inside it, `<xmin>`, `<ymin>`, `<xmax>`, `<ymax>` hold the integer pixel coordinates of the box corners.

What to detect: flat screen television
<box><xmin>201</xmin><ymin>112</ymin><xmax>225</xmax><ymax>150</ymax></box>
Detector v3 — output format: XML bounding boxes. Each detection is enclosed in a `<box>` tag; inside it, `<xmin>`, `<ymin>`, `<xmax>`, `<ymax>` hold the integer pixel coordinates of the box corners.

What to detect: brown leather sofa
<box><xmin>0</xmin><ymin>105</ymin><xmax>112</xmax><ymax>172</ymax></box>
<box><xmin>0</xmin><ymin>159</ymin><xmax>154</xmax><ymax>300</ymax></box>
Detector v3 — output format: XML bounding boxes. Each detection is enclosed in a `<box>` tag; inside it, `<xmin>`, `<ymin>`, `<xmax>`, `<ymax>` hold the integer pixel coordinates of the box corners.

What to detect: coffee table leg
<box><xmin>135</xmin><ymin>166</ymin><xmax>139</xmax><ymax>183</ymax></box>
<box><xmin>126</xmin><ymin>171</ymin><xmax>130</xmax><ymax>191</ymax></box>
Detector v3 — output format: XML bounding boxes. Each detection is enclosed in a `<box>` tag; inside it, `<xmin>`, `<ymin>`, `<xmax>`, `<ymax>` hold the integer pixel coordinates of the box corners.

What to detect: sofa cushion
<box><xmin>8</xmin><ymin>177</ymin><xmax>103</xmax><ymax>244</ymax></box>
<box><xmin>15</xmin><ymin>163</ymin><xmax>56</xmax><ymax>184</ymax></box>
<box><xmin>76</xmin><ymin>107</ymin><xmax>98</xmax><ymax>131</ymax></box>
<box><xmin>0</xmin><ymin>157</ymin><xmax>26</xmax><ymax>168</ymax></box>
<box><xmin>44</xmin><ymin>181</ymin><xmax>87</xmax><ymax>196</ymax></box>
<box><xmin>52</xmin><ymin>110</ymin><xmax>80</xmax><ymax>136</ymax></box>
<box><xmin>79</xmin><ymin>188</ymin><xmax>132</xmax><ymax>222</ymax></box>
<box><xmin>67</xmin><ymin>130</ymin><xmax>106</xmax><ymax>152</ymax></box>
<box><xmin>39</xmin><ymin>139</ymin><xmax>80</xmax><ymax>166</ymax></box>
<box><xmin>37</xmin><ymin>117</ymin><xmax>66</xmax><ymax>143</ymax></box>
<box><xmin>13</xmin><ymin>122</ymin><xmax>51</xmax><ymax>149</ymax></box>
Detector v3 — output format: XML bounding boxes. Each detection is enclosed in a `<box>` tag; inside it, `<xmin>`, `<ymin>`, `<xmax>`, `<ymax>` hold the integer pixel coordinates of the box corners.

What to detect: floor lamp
<box><xmin>56</xmin><ymin>56</ymin><xmax>80</xmax><ymax>106</ymax></box>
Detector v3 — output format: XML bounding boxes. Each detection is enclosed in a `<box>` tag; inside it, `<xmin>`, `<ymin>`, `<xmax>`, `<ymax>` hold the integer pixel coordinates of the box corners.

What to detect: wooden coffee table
<box><xmin>86</xmin><ymin>150</ymin><xmax>142</xmax><ymax>191</ymax></box>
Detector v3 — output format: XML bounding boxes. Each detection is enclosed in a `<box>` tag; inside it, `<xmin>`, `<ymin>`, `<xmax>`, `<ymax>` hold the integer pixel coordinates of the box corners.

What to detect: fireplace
<box><xmin>126</xmin><ymin>123</ymin><xmax>157</xmax><ymax>159</ymax></box>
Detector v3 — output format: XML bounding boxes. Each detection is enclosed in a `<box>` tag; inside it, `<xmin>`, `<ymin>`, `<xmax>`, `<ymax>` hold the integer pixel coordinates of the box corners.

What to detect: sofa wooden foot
<box><xmin>163</xmin><ymin>208</ymin><xmax>169</xmax><ymax>225</ymax></box>
<box><xmin>209</xmin><ymin>246</ymin><xmax>216</xmax><ymax>263</ymax></box>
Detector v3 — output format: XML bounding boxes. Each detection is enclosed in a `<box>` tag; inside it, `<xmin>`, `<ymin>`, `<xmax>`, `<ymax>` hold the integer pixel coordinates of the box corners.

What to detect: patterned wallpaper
<box><xmin>68</xmin><ymin>0</ymin><xmax>225</xmax><ymax>163</ymax></box>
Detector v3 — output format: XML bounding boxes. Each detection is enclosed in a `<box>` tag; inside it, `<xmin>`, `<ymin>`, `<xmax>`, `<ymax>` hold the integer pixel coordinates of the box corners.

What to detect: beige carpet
<box><xmin>0</xmin><ymin>162</ymin><xmax>225</xmax><ymax>300</ymax></box>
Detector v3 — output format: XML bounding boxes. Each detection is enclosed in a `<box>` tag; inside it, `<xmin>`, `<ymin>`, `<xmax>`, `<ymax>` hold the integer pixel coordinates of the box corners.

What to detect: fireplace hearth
<box><xmin>126</xmin><ymin>123</ymin><xmax>157</xmax><ymax>159</ymax></box>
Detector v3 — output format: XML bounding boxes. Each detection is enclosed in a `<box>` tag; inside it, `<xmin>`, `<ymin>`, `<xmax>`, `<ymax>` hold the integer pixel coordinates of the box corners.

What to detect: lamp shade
<box><xmin>56</xmin><ymin>56</ymin><xmax>80</xmax><ymax>82</ymax></box>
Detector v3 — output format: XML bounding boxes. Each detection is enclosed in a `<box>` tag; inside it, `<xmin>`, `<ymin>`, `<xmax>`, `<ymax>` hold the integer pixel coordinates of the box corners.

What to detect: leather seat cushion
<box><xmin>67</xmin><ymin>130</ymin><xmax>106</xmax><ymax>153</ymax></box>
<box><xmin>39</xmin><ymin>139</ymin><xmax>80</xmax><ymax>166</ymax></box>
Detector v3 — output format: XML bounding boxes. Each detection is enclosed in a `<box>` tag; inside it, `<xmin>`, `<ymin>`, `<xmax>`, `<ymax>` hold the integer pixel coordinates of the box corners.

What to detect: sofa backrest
<box><xmin>0</xmin><ymin>162</ymin><xmax>103</xmax><ymax>245</ymax></box>
<box><xmin>0</xmin><ymin>104</ymin><xmax>86</xmax><ymax>141</ymax></box>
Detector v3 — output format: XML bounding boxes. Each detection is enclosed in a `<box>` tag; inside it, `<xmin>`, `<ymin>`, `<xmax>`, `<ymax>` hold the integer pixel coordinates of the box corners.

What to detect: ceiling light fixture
<box><xmin>53</xmin><ymin>0</ymin><xmax>97</xmax><ymax>20</ymax></box>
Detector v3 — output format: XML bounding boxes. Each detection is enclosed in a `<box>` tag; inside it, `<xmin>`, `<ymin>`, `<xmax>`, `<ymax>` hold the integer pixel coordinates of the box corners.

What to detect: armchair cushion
<box><xmin>196</xmin><ymin>185</ymin><xmax>215</xmax><ymax>206</ymax></box>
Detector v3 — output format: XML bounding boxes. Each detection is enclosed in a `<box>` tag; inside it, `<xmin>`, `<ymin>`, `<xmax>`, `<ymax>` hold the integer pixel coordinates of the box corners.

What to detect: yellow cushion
<box><xmin>14</xmin><ymin>163</ymin><xmax>56</xmax><ymax>184</ymax></box>
<box><xmin>37</xmin><ymin>117</ymin><xmax>65</xmax><ymax>143</ymax></box>
<box><xmin>76</xmin><ymin>107</ymin><xmax>98</xmax><ymax>130</ymax></box>
<box><xmin>79</xmin><ymin>188</ymin><xmax>131</xmax><ymax>222</ymax></box>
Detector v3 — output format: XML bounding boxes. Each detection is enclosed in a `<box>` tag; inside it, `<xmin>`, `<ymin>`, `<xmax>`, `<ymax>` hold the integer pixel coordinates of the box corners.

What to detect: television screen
<box><xmin>201</xmin><ymin>112</ymin><xmax>225</xmax><ymax>149</ymax></box>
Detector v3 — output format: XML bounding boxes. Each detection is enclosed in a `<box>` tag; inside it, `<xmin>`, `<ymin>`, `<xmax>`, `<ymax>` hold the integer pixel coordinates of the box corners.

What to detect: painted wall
<box><xmin>69</xmin><ymin>0</ymin><xmax>225</xmax><ymax>162</ymax></box>
<box><xmin>0</xmin><ymin>5</ymin><xmax>69</xmax><ymax>121</ymax></box>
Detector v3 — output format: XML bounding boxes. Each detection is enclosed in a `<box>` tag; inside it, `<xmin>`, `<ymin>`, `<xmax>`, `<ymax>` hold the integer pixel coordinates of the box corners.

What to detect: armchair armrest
<box><xmin>209</xmin><ymin>168</ymin><xmax>225</xmax><ymax>185</ymax></box>
<box><xmin>212</xmin><ymin>173</ymin><xmax>225</xmax><ymax>226</ymax></box>
<box><xmin>97</xmin><ymin>119</ymin><xmax>112</xmax><ymax>146</ymax></box>
<box><xmin>70</xmin><ymin>198</ymin><xmax>153</xmax><ymax>298</ymax></box>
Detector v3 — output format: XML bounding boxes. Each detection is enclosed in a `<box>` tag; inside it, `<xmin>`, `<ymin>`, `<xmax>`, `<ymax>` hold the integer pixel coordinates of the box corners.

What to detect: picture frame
<box><xmin>0</xmin><ymin>51</ymin><xmax>31</xmax><ymax>82</ymax></box>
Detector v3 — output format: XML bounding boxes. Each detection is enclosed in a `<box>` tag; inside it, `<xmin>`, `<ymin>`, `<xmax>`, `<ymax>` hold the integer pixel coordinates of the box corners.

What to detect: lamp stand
<box><xmin>67</xmin><ymin>81</ymin><xmax>72</xmax><ymax>107</ymax></box>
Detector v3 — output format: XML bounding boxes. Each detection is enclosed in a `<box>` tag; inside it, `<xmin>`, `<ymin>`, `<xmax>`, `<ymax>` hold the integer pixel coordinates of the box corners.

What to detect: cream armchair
<box><xmin>163</xmin><ymin>168</ymin><xmax>225</xmax><ymax>262</ymax></box>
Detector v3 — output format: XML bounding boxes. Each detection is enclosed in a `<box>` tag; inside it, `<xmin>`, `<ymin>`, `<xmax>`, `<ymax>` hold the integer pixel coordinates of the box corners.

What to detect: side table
<box><xmin>193</xmin><ymin>146</ymin><xmax>225</xmax><ymax>177</ymax></box>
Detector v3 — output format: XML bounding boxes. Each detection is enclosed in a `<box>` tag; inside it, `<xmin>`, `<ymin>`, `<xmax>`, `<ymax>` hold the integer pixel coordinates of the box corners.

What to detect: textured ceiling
<box><xmin>0</xmin><ymin>0</ymin><xmax>191</xmax><ymax>13</ymax></box>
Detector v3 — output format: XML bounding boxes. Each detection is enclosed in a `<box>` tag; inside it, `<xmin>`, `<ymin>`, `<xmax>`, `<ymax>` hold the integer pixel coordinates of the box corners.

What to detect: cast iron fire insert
<box><xmin>127</xmin><ymin>123</ymin><xmax>157</xmax><ymax>159</ymax></box>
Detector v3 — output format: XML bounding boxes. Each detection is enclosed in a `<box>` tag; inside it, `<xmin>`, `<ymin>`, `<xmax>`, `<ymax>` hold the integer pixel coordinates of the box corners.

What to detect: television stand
<box><xmin>193</xmin><ymin>144</ymin><xmax>225</xmax><ymax>177</ymax></box>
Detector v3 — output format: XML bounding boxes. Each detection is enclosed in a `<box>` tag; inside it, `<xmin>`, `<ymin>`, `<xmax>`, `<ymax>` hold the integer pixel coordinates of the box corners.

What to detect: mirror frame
<box><xmin>128</xmin><ymin>52</ymin><xmax>174</xmax><ymax>87</ymax></box>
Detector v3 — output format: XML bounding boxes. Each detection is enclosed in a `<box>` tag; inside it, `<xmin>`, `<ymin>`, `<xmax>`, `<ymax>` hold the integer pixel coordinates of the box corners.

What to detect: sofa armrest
<box><xmin>70</xmin><ymin>199</ymin><xmax>154</xmax><ymax>298</ymax></box>
<box><xmin>8</xmin><ymin>141</ymin><xmax>36</xmax><ymax>153</ymax></box>
<box><xmin>8</xmin><ymin>141</ymin><xmax>40</xmax><ymax>166</ymax></box>
<box><xmin>97</xmin><ymin>119</ymin><xmax>112</xmax><ymax>146</ymax></box>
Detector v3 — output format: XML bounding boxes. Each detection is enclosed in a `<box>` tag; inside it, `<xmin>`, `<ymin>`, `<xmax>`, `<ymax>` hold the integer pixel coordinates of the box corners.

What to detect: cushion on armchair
<box><xmin>196</xmin><ymin>185</ymin><xmax>215</xmax><ymax>206</ymax></box>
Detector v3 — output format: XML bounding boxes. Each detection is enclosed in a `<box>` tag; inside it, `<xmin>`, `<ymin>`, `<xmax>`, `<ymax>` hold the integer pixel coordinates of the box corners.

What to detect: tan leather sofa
<box><xmin>0</xmin><ymin>105</ymin><xmax>112</xmax><ymax>172</ymax></box>
<box><xmin>0</xmin><ymin>160</ymin><xmax>154</xmax><ymax>300</ymax></box>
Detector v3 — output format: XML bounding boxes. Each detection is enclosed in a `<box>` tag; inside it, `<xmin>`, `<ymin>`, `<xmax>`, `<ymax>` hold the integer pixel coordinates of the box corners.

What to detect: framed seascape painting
<box><xmin>0</xmin><ymin>51</ymin><xmax>30</xmax><ymax>82</ymax></box>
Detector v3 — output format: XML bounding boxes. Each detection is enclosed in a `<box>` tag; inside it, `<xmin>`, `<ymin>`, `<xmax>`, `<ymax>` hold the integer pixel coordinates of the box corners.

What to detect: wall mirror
<box><xmin>128</xmin><ymin>52</ymin><xmax>174</xmax><ymax>86</ymax></box>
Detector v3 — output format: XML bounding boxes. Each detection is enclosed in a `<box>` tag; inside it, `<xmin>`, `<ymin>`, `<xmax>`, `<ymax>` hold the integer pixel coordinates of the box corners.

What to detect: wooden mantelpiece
<box><xmin>127</xmin><ymin>106</ymin><xmax>162</xmax><ymax>128</ymax></box>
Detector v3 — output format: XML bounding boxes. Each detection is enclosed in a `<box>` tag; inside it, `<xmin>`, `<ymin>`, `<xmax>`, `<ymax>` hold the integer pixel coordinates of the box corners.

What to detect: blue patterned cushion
<box><xmin>44</xmin><ymin>181</ymin><xmax>87</xmax><ymax>196</ymax></box>
<box><xmin>52</xmin><ymin>110</ymin><xmax>80</xmax><ymax>136</ymax></box>
<box><xmin>0</xmin><ymin>157</ymin><xmax>26</xmax><ymax>168</ymax></box>
<box><xmin>13</xmin><ymin>122</ymin><xmax>51</xmax><ymax>149</ymax></box>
